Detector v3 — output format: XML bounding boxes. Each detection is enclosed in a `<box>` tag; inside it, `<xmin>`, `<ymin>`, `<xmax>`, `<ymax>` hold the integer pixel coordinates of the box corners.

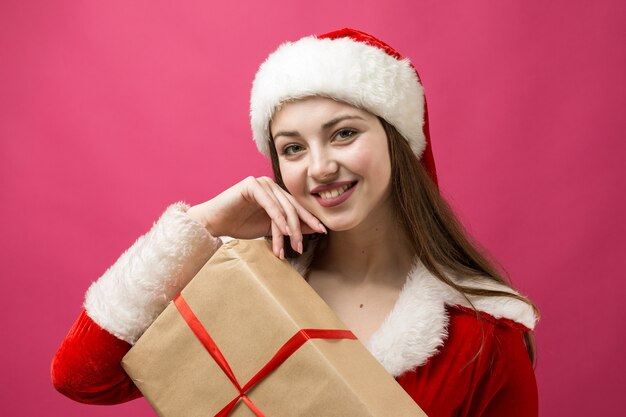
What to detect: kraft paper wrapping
<box><xmin>122</xmin><ymin>239</ymin><xmax>427</xmax><ymax>417</ymax></box>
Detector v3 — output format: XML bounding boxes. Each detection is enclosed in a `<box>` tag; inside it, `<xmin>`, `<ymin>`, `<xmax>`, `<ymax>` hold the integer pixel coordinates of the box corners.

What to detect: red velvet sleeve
<box><xmin>51</xmin><ymin>309</ymin><xmax>142</xmax><ymax>404</ymax></box>
<box><xmin>465</xmin><ymin>323</ymin><xmax>538</xmax><ymax>417</ymax></box>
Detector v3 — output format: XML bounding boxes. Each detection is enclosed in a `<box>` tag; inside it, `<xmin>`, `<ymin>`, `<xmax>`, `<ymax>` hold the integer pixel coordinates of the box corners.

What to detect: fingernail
<box><xmin>286</xmin><ymin>225</ymin><xmax>292</xmax><ymax>236</ymax></box>
<box><xmin>279</xmin><ymin>248</ymin><xmax>284</xmax><ymax>260</ymax></box>
<box><xmin>297</xmin><ymin>242</ymin><xmax>303</xmax><ymax>254</ymax></box>
<box><xmin>319</xmin><ymin>223</ymin><xmax>327</xmax><ymax>234</ymax></box>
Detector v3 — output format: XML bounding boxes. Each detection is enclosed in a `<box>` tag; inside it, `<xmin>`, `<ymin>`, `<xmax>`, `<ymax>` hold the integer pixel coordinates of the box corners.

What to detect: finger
<box><xmin>256</xmin><ymin>178</ymin><xmax>285</xmax><ymax>218</ymax></box>
<box><xmin>281</xmin><ymin>191</ymin><xmax>327</xmax><ymax>235</ymax></box>
<box><xmin>247</xmin><ymin>179</ymin><xmax>290</xmax><ymax>236</ymax></box>
<box><xmin>257</xmin><ymin>178</ymin><xmax>294</xmax><ymax>236</ymax></box>
<box><xmin>299</xmin><ymin>223</ymin><xmax>322</xmax><ymax>235</ymax></box>
<box><xmin>267</xmin><ymin>186</ymin><xmax>303</xmax><ymax>254</ymax></box>
<box><xmin>258</xmin><ymin>176</ymin><xmax>326</xmax><ymax>235</ymax></box>
<box><xmin>271</xmin><ymin>220</ymin><xmax>284</xmax><ymax>260</ymax></box>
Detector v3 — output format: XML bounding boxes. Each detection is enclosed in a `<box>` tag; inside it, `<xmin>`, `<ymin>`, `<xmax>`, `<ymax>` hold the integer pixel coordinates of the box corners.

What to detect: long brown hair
<box><xmin>268</xmin><ymin>117</ymin><xmax>538</xmax><ymax>363</ymax></box>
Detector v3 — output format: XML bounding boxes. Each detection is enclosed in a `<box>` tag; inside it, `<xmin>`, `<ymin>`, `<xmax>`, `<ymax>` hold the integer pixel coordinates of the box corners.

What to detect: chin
<box><xmin>317</xmin><ymin>215</ymin><xmax>363</xmax><ymax>232</ymax></box>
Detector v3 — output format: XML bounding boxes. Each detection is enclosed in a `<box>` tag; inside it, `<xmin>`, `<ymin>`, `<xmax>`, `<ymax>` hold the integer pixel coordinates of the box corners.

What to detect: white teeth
<box><xmin>319</xmin><ymin>184</ymin><xmax>351</xmax><ymax>199</ymax></box>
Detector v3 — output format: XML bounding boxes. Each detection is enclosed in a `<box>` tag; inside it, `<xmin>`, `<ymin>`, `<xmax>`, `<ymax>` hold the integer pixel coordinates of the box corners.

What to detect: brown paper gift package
<box><xmin>122</xmin><ymin>239</ymin><xmax>427</xmax><ymax>417</ymax></box>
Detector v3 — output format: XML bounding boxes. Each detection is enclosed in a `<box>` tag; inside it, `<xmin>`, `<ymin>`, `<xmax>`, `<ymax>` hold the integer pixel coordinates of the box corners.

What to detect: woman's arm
<box><xmin>83</xmin><ymin>202</ymin><xmax>222</xmax><ymax>345</ymax></box>
<box><xmin>51</xmin><ymin>203</ymin><xmax>222</xmax><ymax>404</ymax></box>
<box><xmin>52</xmin><ymin>178</ymin><xmax>324</xmax><ymax>405</ymax></box>
<box><xmin>51</xmin><ymin>311</ymin><xmax>141</xmax><ymax>404</ymax></box>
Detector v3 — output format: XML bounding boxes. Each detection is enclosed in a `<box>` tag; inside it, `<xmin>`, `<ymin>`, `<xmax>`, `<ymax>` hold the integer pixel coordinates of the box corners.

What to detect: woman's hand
<box><xmin>187</xmin><ymin>176</ymin><xmax>326</xmax><ymax>259</ymax></box>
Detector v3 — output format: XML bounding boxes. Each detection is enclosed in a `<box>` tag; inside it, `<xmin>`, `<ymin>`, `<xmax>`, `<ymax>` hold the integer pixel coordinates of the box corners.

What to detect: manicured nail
<box><xmin>279</xmin><ymin>248</ymin><xmax>284</xmax><ymax>260</ymax></box>
<box><xmin>297</xmin><ymin>242</ymin><xmax>303</xmax><ymax>254</ymax></box>
<box><xmin>318</xmin><ymin>223</ymin><xmax>327</xmax><ymax>234</ymax></box>
<box><xmin>286</xmin><ymin>225</ymin><xmax>292</xmax><ymax>236</ymax></box>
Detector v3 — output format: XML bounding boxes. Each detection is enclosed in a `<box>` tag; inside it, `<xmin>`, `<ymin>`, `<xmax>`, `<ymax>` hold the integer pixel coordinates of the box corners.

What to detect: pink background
<box><xmin>1</xmin><ymin>1</ymin><xmax>624</xmax><ymax>416</ymax></box>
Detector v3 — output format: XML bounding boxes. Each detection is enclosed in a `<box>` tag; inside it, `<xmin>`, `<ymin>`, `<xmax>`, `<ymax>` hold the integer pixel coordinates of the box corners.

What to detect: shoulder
<box><xmin>431</xmin><ymin>305</ymin><xmax>537</xmax><ymax>415</ymax></box>
<box><xmin>448</xmin><ymin>306</ymin><xmax>537</xmax><ymax>406</ymax></box>
<box><xmin>396</xmin><ymin>305</ymin><xmax>537</xmax><ymax>416</ymax></box>
<box><xmin>438</xmin><ymin>304</ymin><xmax>531</xmax><ymax>366</ymax></box>
<box><xmin>442</xmin><ymin>304</ymin><xmax>535</xmax><ymax>379</ymax></box>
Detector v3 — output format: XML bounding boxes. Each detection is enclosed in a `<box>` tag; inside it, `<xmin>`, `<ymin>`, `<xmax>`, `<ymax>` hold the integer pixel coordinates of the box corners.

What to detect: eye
<box><xmin>282</xmin><ymin>144</ymin><xmax>305</xmax><ymax>156</ymax></box>
<box><xmin>335</xmin><ymin>128</ymin><xmax>357</xmax><ymax>140</ymax></box>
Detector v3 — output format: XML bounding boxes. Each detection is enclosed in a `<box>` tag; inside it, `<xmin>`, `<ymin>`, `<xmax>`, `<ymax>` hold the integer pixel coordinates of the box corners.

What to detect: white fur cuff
<box><xmin>84</xmin><ymin>202</ymin><xmax>222</xmax><ymax>344</ymax></box>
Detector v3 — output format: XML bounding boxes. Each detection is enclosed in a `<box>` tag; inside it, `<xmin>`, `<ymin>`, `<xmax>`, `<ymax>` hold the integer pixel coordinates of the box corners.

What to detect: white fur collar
<box><xmin>290</xmin><ymin>248</ymin><xmax>537</xmax><ymax>377</ymax></box>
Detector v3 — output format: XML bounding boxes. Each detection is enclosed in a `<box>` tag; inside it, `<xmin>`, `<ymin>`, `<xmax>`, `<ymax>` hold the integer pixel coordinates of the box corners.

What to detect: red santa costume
<box><xmin>52</xmin><ymin>29</ymin><xmax>538</xmax><ymax>417</ymax></box>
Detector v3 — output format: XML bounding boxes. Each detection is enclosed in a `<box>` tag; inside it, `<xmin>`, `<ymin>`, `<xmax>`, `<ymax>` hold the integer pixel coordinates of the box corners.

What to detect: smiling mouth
<box><xmin>315</xmin><ymin>182</ymin><xmax>357</xmax><ymax>199</ymax></box>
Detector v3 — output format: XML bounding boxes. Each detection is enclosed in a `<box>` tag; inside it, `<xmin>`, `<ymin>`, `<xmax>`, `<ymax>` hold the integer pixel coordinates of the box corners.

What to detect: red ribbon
<box><xmin>174</xmin><ymin>294</ymin><xmax>357</xmax><ymax>417</ymax></box>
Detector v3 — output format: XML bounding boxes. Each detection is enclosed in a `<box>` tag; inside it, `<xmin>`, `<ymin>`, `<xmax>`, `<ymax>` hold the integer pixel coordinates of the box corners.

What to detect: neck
<box><xmin>312</xmin><ymin>210</ymin><xmax>414</xmax><ymax>285</ymax></box>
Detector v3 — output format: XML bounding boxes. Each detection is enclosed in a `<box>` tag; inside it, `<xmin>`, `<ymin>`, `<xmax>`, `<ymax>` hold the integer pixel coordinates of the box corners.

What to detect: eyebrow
<box><xmin>272</xmin><ymin>115</ymin><xmax>365</xmax><ymax>140</ymax></box>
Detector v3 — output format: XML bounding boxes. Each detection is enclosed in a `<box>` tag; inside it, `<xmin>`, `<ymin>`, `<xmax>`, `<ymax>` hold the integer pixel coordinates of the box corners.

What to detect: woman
<box><xmin>52</xmin><ymin>28</ymin><xmax>539</xmax><ymax>416</ymax></box>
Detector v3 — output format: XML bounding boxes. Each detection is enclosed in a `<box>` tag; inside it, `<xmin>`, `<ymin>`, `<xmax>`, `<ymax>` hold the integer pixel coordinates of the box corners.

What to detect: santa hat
<box><xmin>250</xmin><ymin>28</ymin><xmax>437</xmax><ymax>184</ymax></box>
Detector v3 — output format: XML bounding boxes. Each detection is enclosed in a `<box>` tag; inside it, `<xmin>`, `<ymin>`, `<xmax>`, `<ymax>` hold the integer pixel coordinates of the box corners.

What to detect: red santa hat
<box><xmin>250</xmin><ymin>28</ymin><xmax>437</xmax><ymax>184</ymax></box>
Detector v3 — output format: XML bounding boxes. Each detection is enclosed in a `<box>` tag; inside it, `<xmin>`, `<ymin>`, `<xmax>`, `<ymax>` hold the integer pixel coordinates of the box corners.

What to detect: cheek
<box><xmin>279</xmin><ymin>161</ymin><xmax>307</xmax><ymax>198</ymax></box>
<box><xmin>349</xmin><ymin>143</ymin><xmax>391</xmax><ymax>182</ymax></box>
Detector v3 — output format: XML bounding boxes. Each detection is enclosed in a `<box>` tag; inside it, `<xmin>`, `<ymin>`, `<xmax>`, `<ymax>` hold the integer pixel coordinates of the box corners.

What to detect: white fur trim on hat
<box><xmin>84</xmin><ymin>202</ymin><xmax>222</xmax><ymax>345</ymax></box>
<box><xmin>250</xmin><ymin>35</ymin><xmax>426</xmax><ymax>157</ymax></box>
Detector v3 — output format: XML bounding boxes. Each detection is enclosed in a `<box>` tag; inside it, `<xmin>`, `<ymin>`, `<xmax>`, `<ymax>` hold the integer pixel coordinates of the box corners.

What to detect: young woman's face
<box><xmin>270</xmin><ymin>96</ymin><xmax>392</xmax><ymax>231</ymax></box>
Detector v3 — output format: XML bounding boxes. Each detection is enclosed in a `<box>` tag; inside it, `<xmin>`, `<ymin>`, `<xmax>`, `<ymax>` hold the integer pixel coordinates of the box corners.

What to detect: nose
<box><xmin>307</xmin><ymin>146</ymin><xmax>339</xmax><ymax>181</ymax></box>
